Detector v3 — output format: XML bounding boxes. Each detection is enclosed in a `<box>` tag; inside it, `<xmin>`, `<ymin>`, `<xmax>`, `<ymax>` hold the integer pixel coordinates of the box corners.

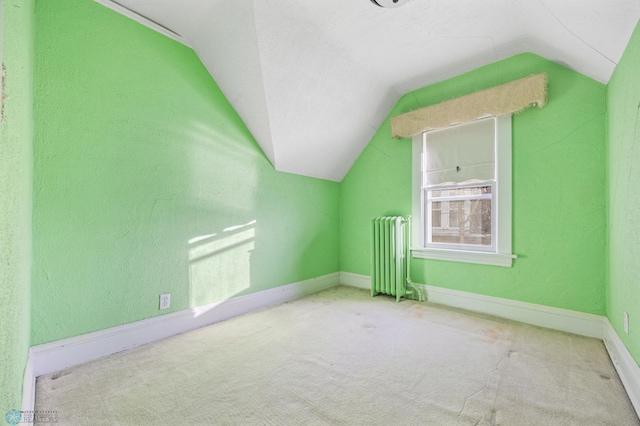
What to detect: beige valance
<box><xmin>391</xmin><ymin>73</ymin><xmax>548</xmax><ymax>138</ymax></box>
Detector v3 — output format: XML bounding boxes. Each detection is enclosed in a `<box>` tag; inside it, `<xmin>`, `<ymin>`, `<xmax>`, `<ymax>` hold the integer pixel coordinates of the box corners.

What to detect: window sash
<box><xmin>424</xmin><ymin>182</ymin><xmax>496</xmax><ymax>252</ymax></box>
<box><xmin>424</xmin><ymin>180</ymin><xmax>494</xmax><ymax>202</ymax></box>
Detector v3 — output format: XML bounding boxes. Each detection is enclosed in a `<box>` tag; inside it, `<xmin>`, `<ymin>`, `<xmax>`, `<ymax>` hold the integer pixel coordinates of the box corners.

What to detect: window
<box><xmin>411</xmin><ymin>115</ymin><xmax>515</xmax><ymax>267</ymax></box>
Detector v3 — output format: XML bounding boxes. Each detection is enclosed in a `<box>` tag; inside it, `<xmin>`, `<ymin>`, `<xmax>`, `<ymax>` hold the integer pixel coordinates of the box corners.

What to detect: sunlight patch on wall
<box><xmin>188</xmin><ymin>221</ymin><xmax>256</xmax><ymax>310</ymax></box>
<box><xmin>188</xmin><ymin>233</ymin><xmax>218</xmax><ymax>244</ymax></box>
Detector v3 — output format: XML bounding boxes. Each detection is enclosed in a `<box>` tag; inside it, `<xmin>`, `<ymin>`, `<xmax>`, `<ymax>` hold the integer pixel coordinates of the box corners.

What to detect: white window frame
<box><xmin>411</xmin><ymin>114</ymin><xmax>516</xmax><ymax>267</ymax></box>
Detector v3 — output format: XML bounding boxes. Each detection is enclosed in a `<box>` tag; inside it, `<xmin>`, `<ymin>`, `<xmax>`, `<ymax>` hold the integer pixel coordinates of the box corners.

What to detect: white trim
<box><xmin>420</xmin><ymin>283</ymin><xmax>604</xmax><ymax>338</ymax></box>
<box><xmin>340</xmin><ymin>272</ymin><xmax>603</xmax><ymax>338</ymax></box>
<box><xmin>340</xmin><ymin>271</ymin><xmax>371</xmax><ymax>290</ymax></box>
<box><xmin>411</xmin><ymin>247</ymin><xmax>516</xmax><ymax>267</ymax></box>
<box><xmin>21</xmin><ymin>354</ymin><xmax>35</xmax><ymax>414</ymax></box>
<box><xmin>412</xmin><ymin>134</ymin><xmax>423</xmax><ymax>246</ymax></box>
<box><xmin>28</xmin><ymin>272</ymin><xmax>339</xmax><ymax>378</ymax></box>
<box><xmin>603</xmin><ymin>320</ymin><xmax>640</xmax><ymax>416</ymax></box>
<box><xmin>93</xmin><ymin>0</ymin><xmax>191</xmax><ymax>47</ymax></box>
<box><xmin>495</xmin><ymin>114</ymin><xmax>512</xmax><ymax>254</ymax></box>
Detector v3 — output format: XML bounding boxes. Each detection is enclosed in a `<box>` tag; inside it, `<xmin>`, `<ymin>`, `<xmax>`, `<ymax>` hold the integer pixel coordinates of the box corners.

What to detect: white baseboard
<box><xmin>603</xmin><ymin>320</ymin><xmax>640</xmax><ymax>415</ymax></box>
<box><xmin>420</xmin><ymin>284</ymin><xmax>605</xmax><ymax>339</ymax></box>
<box><xmin>340</xmin><ymin>271</ymin><xmax>370</xmax><ymax>290</ymax></box>
<box><xmin>340</xmin><ymin>272</ymin><xmax>604</xmax><ymax>338</ymax></box>
<box><xmin>27</xmin><ymin>272</ymin><xmax>340</xmax><ymax>383</ymax></box>
<box><xmin>24</xmin><ymin>270</ymin><xmax>640</xmax><ymax>419</ymax></box>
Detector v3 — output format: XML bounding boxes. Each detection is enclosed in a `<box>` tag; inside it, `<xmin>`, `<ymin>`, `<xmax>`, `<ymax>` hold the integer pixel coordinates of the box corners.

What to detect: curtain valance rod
<box><xmin>391</xmin><ymin>73</ymin><xmax>548</xmax><ymax>138</ymax></box>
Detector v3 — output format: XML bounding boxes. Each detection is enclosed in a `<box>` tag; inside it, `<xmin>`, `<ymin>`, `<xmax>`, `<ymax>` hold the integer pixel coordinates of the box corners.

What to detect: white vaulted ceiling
<box><xmin>98</xmin><ymin>0</ymin><xmax>640</xmax><ymax>182</ymax></box>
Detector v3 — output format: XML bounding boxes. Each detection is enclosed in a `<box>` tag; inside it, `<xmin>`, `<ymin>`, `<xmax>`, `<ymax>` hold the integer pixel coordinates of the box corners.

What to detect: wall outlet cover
<box><xmin>160</xmin><ymin>293</ymin><xmax>171</xmax><ymax>310</ymax></box>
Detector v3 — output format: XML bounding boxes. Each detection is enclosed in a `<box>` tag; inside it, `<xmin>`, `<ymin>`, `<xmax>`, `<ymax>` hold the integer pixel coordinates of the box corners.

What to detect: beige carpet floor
<box><xmin>36</xmin><ymin>285</ymin><xmax>638</xmax><ymax>425</ymax></box>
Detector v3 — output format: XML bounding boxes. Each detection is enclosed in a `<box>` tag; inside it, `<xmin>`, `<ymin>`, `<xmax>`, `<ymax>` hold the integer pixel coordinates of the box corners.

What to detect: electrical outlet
<box><xmin>160</xmin><ymin>293</ymin><xmax>171</xmax><ymax>310</ymax></box>
<box><xmin>624</xmin><ymin>311</ymin><xmax>629</xmax><ymax>334</ymax></box>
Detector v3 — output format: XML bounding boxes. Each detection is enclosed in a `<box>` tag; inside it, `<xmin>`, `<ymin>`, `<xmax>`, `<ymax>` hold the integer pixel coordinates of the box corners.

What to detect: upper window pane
<box><xmin>425</xmin><ymin>117</ymin><xmax>496</xmax><ymax>186</ymax></box>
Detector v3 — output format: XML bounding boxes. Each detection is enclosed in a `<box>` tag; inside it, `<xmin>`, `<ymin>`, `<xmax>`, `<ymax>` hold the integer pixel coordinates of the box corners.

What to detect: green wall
<box><xmin>23</xmin><ymin>0</ymin><xmax>640</xmax><ymax>391</ymax></box>
<box><xmin>31</xmin><ymin>0</ymin><xmax>339</xmax><ymax>345</ymax></box>
<box><xmin>607</xmin><ymin>21</ymin><xmax>640</xmax><ymax>362</ymax></box>
<box><xmin>0</xmin><ymin>0</ymin><xmax>34</xmax><ymax>409</ymax></box>
<box><xmin>341</xmin><ymin>53</ymin><xmax>607</xmax><ymax>315</ymax></box>
<box><xmin>8</xmin><ymin>0</ymin><xmax>640</xmax><ymax>405</ymax></box>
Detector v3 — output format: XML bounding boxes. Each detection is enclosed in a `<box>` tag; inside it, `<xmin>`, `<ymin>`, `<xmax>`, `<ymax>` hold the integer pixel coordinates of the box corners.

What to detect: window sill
<box><xmin>411</xmin><ymin>247</ymin><xmax>516</xmax><ymax>267</ymax></box>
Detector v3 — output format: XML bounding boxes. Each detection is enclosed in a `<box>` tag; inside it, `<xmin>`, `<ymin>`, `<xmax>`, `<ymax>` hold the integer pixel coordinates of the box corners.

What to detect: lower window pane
<box><xmin>431</xmin><ymin>199</ymin><xmax>492</xmax><ymax>246</ymax></box>
<box><xmin>432</xmin><ymin>201</ymin><xmax>442</xmax><ymax>227</ymax></box>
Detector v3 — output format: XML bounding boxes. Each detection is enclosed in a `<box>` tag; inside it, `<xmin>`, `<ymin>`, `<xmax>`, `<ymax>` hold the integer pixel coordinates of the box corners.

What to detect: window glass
<box><xmin>428</xmin><ymin>186</ymin><xmax>492</xmax><ymax>247</ymax></box>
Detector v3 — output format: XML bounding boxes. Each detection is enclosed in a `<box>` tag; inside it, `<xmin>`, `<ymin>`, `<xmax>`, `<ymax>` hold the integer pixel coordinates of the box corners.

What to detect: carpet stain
<box><xmin>401</xmin><ymin>304</ymin><xmax>431</xmax><ymax>321</ymax></box>
<box><xmin>406</xmin><ymin>310</ymin><xmax>426</xmax><ymax>319</ymax></box>
<box><xmin>479</xmin><ymin>324</ymin><xmax>511</xmax><ymax>345</ymax></box>
<box><xmin>50</xmin><ymin>370</ymin><xmax>71</xmax><ymax>381</ymax></box>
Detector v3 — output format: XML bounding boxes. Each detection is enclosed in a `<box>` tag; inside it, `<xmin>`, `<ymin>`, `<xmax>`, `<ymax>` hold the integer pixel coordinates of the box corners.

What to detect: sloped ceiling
<box><xmin>99</xmin><ymin>0</ymin><xmax>640</xmax><ymax>182</ymax></box>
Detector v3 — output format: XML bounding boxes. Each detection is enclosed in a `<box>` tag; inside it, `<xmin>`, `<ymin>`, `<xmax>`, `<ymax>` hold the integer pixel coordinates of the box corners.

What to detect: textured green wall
<box><xmin>341</xmin><ymin>53</ymin><xmax>607</xmax><ymax>314</ymax></box>
<box><xmin>607</xmin><ymin>21</ymin><xmax>640</xmax><ymax>361</ymax></box>
<box><xmin>32</xmin><ymin>0</ymin><xmax>339</xmax><ymax>345</ymax></box>
<box><xmin>0</xmin><ymin>0</ymin><xmax>34</xmax><ymax>409</ymax></box>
